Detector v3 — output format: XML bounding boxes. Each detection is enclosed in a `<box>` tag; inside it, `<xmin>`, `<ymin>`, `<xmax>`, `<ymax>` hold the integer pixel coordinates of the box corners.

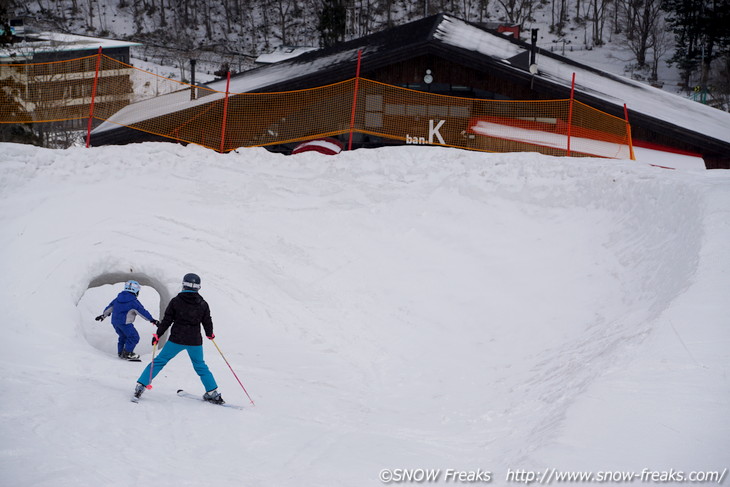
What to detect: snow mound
<box><xmin>0</xmin><ymin>142</ymin><xmax>727</xmax><ymax>486</ymax></box>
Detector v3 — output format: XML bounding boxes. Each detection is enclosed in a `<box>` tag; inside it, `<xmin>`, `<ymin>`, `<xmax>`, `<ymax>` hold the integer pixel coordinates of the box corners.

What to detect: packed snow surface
<box><xmin>0</xmin><ymin>142</ymin><xmax>728</xmax><ymax>486</ymax></box>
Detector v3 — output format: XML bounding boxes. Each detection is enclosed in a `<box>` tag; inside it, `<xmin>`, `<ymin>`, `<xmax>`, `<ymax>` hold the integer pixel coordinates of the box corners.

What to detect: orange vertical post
<box><xmin>219</xmin><ymin>70</ymin><xmax>231</xmax><ymax>153</ymax></box>
<box><xmin>623</xmin><ymin>104</ymin><xmax>635</xmax><ymax>160</ymax></box>
<box><xmin>85</xmin><ymin>47</ymin><xmax>103</xmax><ymax>148</ymax></box>
<box><xmin>566</xmin><ymin>72</ymin><xmax>575</xmax><ymax>157</ymax></box>
<box><xmin>348</xmin><ymin>50</ymin><xmax>363</xmax><ymax>151</ymax></box>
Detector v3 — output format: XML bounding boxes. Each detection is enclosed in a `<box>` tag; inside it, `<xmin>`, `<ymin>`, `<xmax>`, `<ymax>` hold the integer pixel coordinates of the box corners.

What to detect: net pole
<box><xmin>85</xmin><ymin>47</ymin><xmax>103</xmax><ymax>148</ymax></box>
<box><xmin>219</xmin><ymin>70</ymin><xmax>231</xmax><ymax>153</ymax></box>
<box><xmin>348</xmin><ymin>50</ymin><xmax>363</xmax><ymax>151</ymax></box>
<box><xmin>566</xmin><ymin>72</ymin><xmax>575</xmax><ymax>157</ymax></box>
<box><xmin>624</xmin><ymin>104</ymin><xmax>635</xmax><ymax>161</ymax></box>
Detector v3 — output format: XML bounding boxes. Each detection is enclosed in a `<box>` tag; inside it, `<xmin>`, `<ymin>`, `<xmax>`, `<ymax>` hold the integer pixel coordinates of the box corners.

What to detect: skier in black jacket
<box><xmin>133</xmin><ymin>273</ymin><xmax>224</xmax><ymax>404</ymax></box>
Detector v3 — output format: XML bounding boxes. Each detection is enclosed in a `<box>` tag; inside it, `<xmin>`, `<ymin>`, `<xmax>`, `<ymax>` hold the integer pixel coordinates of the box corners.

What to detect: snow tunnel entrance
<box><xmin>78</xmin><ymin>273</ymin><xmax>172</xmax><ymax>357</ymax></box>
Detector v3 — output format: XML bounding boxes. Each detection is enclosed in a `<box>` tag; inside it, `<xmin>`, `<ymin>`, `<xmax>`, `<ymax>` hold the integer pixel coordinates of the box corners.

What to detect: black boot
<box><xmin>203</xmin><ymin>389</ymin><xmax>225</xmax><ymax>404</ymax></box>
<box><xmin>123</xmin><ymin>351</ymin><xmax>140</xmax><ymax>361</ymax></box>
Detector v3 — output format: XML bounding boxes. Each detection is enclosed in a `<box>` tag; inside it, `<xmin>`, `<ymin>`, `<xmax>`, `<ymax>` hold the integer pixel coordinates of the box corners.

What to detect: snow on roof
<box><xmin>255</xmin><ymin>46</ymin><xmax>318</xmax><ymax>64</ymax></box>
<box><xmin>94</xmin><ymin>88</ymin><xmax>228</xmax><ymax>135</ymax></box>
<box><xmin>434</xmin><ymin>16</ymin><xmax>523</xmax><ymax>61</ymax></box>
<box><xmin>94</xmin><ymin>47</ymin><xmax>364</xmax><ymax>134</ymax></box>
<box><xmin>0</xmin><ymin>31</ymin><xmax>141</xmax><ymax>60</ymax></box>
<box><xmin>434</xmin><ymin>15</ymin><xmax>730</xmax><ymax>146</ymax></box>
<box><xmin>215</xmin><ymin>47</ymin><xmax>363</xmax><ymax>94</ymax></box>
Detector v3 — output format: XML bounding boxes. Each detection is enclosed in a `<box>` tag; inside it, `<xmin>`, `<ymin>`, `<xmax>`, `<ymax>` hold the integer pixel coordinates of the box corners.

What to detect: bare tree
<box><xmin>83</xmin><ymin>0</ymin><xmax>95</xmax><ymax>30</ymax></box>
<box><xmin>496</xmin><ymin>0</ymin><xmax>535</xmax><ymax>25</ymax></box>
<box><xmin>269</xmin><ymin>0</ymin><xmax>303</xmax><ymax>46</ymax></box>
<box><xmin>259</xmin><ymin>3</ymin><xmax>274</xmax><ymax>49</ymax></box>
<box><xmin>356</xmin><ymin>0</ymin><xmax>377</xmax><ymax>37</ymax></box>
<box><xmin>476</xmin><ymin>0</ymin><xmax>492</xmax><ymax>23</ymax></box>
<box><xmin>380</xmin><ymin>0</ymin><xmax>395</xmax><ymax>28</ymax></box>
<box><xmin>649</xmin><ymin>15</ymin><xmax>671</xmax><ymax>82</ymax></box>
<box><xmin>203</xmin><ymin>0</ymin><xmax>213</xmax><ymax>40</ymax></box>
<box><xmin>590</xmin><ymin>0</ymin><xmax>611</xmax><ymax>46</ymax></box>
<box><xmin>157</xmin><ymin>0</ymin><xmax>166</xmax><ymax>27</ymax></box>
<box><xmin>709</xmin><ymin>53</ymin><xmax>730</xmax><ymax>110</ymax></box>
<box><xmin>619</xmin><ymin>0</ymin><xmax>662</xmax><ymax>67</ymax></box>
<box><xmin>551</xmin><ymin>0</ymin><xmax>568</xmax><ymax>36</ymax></box>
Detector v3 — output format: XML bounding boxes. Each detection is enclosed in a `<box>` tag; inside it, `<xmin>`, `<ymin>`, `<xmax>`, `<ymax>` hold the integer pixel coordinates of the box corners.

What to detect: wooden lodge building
<box><xmin>1</xmin><ymin>26</ymin><xmax>140</xmax><ymax>132</ymax></box>
<box><xmin>91</xmin><ymin>14</ymin><xmax>730</xmax><ymax>169</ymax></box>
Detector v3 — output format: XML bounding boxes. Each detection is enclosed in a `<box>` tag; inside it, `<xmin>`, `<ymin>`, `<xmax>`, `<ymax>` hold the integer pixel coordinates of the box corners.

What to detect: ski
<box><xmin>176</xmin><ymin>389</ymin><xmax>245</xmax><ymax>410</ymax></box>
<box><xmin>118</xmin><ymin>354</ymin><xmax>141</xmax><ymax>362</ymax></box>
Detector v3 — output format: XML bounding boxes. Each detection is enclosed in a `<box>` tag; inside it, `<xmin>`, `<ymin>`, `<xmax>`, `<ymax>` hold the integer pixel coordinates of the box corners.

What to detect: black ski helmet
<box><xmin>182</xmin><ymin>273</ymin><xmax>201</xmax><ymax>291</ymax></box>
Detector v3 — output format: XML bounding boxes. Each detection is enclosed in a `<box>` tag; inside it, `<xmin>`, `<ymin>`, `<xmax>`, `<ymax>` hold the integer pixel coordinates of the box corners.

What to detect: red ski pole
<box><xmin>146</xmin><ymin>341</ymin><xmax>158</xmax><ymax>390</ymax></box>
<box><xmin>211</xmin><ymin>338</ymin><xmax>255</xmax><ymax>406</ymax></box>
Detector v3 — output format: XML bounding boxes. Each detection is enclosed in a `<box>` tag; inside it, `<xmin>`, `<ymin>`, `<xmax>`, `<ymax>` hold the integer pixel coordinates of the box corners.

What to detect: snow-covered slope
<box><xmin>0</xmin><ymin>142</ymin><xmax>727</xmax><ymax>486</ymax></box>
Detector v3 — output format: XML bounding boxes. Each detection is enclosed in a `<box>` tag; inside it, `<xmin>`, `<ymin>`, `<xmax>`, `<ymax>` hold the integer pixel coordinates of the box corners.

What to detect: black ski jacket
<box><xmin>156</xmin><ymin>291</ymin><xmax>214</xmax><ymax>346</ymax></box>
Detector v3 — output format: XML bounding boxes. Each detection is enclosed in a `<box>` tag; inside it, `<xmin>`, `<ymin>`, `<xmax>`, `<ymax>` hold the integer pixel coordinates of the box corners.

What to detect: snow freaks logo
<box><xmin>405</xmin><ymin>120</ymin><xmax>446</xmax><ymax>145</ymax></box>
<box><xmin>379</xmin><ymin>468</ymin><xmax>492</xmax><ymax>483</ymax></box>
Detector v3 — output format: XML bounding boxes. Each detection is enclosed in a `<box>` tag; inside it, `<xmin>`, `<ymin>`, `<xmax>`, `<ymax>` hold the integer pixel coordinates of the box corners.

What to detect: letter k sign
<box><xmin>429</xmin><ymin>119</ymin><xmax>445</xmax><ymax>144</ymax></box>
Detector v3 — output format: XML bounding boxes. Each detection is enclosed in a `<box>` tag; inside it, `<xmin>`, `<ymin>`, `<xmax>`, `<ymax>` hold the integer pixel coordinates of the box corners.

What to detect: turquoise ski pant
<box><xmin>137</xmin><ymin>340</ymin><xmax>217</xmax><ymax>392</ymax></box>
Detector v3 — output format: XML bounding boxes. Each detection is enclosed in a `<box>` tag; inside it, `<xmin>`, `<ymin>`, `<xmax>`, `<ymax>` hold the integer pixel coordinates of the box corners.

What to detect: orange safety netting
<box><xmin>1</xmin><ymin>54</ymin><xmax>634</xmax><ymax>159</ymax></box>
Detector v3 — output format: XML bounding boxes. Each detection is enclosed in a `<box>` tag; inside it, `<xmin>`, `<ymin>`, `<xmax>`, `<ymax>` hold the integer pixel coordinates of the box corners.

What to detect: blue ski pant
<box><xmin>112</xmin><ymin>322</ymin><xmax>140</xmax><ymax>354</ymax></box>
<box><xmin>137</xmin><ymin>341</ymin><xmax>218</xmax><ymax>392</ymax></box>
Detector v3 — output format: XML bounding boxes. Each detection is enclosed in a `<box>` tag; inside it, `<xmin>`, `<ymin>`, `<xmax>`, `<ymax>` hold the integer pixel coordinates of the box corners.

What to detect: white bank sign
<box><xmin>405</xmin><ymin>119</ymin><xmax>446</xmax><ymax>145</ymax></box>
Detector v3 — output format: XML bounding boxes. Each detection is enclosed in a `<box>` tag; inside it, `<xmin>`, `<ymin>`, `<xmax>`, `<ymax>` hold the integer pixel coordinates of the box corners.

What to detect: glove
<box><xmin>151</xmin><ymin>334</ymin><xmax>160</xmax><ymax>346</ymax></box>
<box><xmin>207</xmin><ymin>334</ymin><xmax>215</xmax><ymax>340</ymax></box>
<box><xmin>95</xmin><ymin>315</ymin><xmax>105</xmax><ymax>322</ymax></box>
<box><xmin>150</xmin><ymin>319</ymin><xmax>159</xmax><ymax>326</ymax></box>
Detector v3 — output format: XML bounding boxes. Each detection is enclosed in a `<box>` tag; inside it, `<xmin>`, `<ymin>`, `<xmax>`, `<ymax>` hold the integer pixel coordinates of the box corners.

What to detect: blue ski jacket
<box><xmin>102</xmin><ymin>290</ymin><xmax>155</xmax><ymax>326</ymax></box>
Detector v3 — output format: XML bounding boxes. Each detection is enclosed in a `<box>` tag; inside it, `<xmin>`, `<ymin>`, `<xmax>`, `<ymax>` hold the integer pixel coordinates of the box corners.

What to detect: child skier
<box><xmin>95</xmin><ymin>280</ymin><xmax>159</xmax><ymax>361</ymax></box>
<box><xmin>133</xmin><ymin>273</ymin><xmax>224</xmax><ymax>404</ymax></box>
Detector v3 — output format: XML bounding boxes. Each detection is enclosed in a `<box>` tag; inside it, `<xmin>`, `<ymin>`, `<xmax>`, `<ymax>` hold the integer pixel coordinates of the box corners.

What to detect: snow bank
<box><xmin>0</xmin><ymin>142</ymin><xmax>727</xmax><ymax>486</ymax></box>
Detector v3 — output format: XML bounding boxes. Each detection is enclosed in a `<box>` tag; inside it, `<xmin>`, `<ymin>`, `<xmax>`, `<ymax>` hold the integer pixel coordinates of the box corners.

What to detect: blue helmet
<box><xmin>124</xmin><ymin>280</ymin><xmax>141</xmax><ymax>295</ymax></box>
<box><xmin>182</xmin><ymin>273</ymin><xmax>201</xmax><ymax>291</ymax></box>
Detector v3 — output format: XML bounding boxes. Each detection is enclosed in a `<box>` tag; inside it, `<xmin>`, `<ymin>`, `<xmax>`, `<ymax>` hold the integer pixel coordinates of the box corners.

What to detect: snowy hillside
<box><xmin>10</xmin><ymin>0</ymin><xmax>688</xmax><ymax>93</ymax></box>
<box><xmin>0</xmin><ymin>142</ymin><xmax>728</xmax><ymax>486</ymax></box>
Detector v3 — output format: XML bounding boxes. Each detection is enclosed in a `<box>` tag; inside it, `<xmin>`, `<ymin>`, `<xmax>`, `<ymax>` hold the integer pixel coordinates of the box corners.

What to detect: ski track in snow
<box><xmin>0</xmin><ymin>142</ymin><xmax>728</xmax><ymax>486</ymax></box>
